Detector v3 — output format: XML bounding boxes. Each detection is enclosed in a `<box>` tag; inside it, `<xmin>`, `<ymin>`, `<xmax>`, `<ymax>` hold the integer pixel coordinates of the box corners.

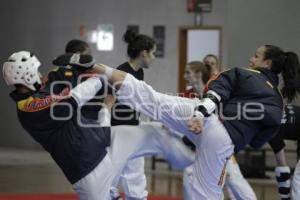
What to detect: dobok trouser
<box><xmin>116</xmin><ymin>74</ymin><xmax>235</xmax><ymax>199</ymax></box>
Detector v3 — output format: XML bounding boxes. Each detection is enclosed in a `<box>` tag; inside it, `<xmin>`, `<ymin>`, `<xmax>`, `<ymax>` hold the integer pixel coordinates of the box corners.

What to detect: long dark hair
<box><xmin>264</xmin><ymin>45</ymin><xmax>300</xmax><ymax>102</ymax></box>
<box><xmin>123</xmin><ymin>29</ymin><xmax>156</xmax><ymax>59</ymax></box>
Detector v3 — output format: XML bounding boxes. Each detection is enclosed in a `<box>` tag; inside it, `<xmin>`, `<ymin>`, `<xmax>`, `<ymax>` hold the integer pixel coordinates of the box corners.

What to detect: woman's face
<box><xmin>204</xmin><ymin>56</ymin><xmax>219</xmax><ymax>73</ymax></box>
<box><xmin>141</xmin><ymin>45</ymin><xmax>157</xmax><ymax>67</ymax></box>
<box><xmin>249</xmin><ymin>46</ymin><xmax>270</xmax><ymax>69</ymax></box>
<box><xmin>184</xmin><ymin>65</ymin><xmax>202</xmax><ymax>86</ymax></box>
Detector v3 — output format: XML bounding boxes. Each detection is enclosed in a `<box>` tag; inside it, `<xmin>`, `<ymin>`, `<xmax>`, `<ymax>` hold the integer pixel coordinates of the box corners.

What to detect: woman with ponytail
<box><xmin>247</xmin><ymin>45</ymin><xmax>300</xmax><ymax>200</ymax></box>
<box><xmin>110</xmin><ymin>29</ymin><xmax>156</xmax><ymax>200</ymax></box>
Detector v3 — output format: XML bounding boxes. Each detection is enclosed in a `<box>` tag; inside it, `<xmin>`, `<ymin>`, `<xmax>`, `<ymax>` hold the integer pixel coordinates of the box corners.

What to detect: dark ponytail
<box><xmin>123</xmin><ymin>29</ymin><xmax>137</xmax><ymax>44</ymax></box>
<box><xmin>281</xmin><ymin>52</ymin><xmax>300</xmax><ymax>102</ymax></box>
<box><xmin>264</xmin><ymin>45</ymin><xmax>300</xmax><ymax>102</ymax></box>
<box><xmin>123</xmin><ymin>29</ymin><xmax>156</xmax><ymax>59</ymax></box>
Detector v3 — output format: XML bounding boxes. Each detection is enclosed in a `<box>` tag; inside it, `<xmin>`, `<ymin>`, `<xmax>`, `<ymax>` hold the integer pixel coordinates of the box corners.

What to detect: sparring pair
<box><xmin>4</xmin><ymin>44</ymin><xmax>300</xmax><ymax>199</ymax></box>
<box><xmin>3</xmin><ymin>51</ymin><xmax>195</xmax><ymax>200</ymax></box>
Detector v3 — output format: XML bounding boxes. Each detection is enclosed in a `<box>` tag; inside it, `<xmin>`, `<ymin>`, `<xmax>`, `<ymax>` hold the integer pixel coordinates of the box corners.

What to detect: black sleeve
<box><xmin>268</xmin><ymin>127</ymin><xmax>286</xmax><ymax>154</ymax></box>
<box><xmin>207</xmin><ymin>68</ymin><xmax>239</xmax><ymax>101</ymax></box>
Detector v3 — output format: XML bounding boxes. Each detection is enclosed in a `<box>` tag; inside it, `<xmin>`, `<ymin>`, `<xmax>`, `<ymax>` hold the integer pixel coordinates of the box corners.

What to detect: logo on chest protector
<box><xmin>18</xmin><ymin>88</ymin><xmax>71</xmax><ymax>112</ymax></box>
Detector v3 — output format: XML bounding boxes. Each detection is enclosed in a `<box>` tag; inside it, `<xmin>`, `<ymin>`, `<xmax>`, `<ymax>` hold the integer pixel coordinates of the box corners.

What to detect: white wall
<box><xmin>227</xmin><ymin>0</ymin><xmax>300</xmax><ymax>68</ymax></box>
